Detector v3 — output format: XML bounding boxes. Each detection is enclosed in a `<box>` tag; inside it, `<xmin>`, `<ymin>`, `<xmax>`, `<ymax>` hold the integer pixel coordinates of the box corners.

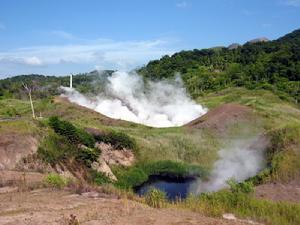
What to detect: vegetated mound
<box><xmin>0</xmin><ymin>133</ymin><xmax>38</xmax><ymax>170</ymax></box>
<box><xmin>185</xmin><ymin>103</ymin><xmax>254</xmax><ymax>133</ymax></box>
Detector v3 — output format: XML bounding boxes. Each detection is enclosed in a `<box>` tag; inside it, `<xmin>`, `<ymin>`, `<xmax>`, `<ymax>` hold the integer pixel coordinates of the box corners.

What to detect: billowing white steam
<box><xmin>62</xmin><ymin>71</ymin><xmax>207</xmax><ymax>127</ymax></box>
<box><xmin>191</xmin><ymin>136</ymin><xmax>267</xmax><ymax>194</ymax></box>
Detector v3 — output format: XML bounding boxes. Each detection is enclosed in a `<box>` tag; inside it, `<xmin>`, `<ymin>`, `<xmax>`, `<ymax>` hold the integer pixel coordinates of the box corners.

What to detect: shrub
<box><xmin>44</xmin><ymin>173</ymin><xmax>68</xmax><ymax>189</ymax></box>
<box><xmin>37</xmin><ymin>134</ymin><xmax>72</xmax><ymax>164</ymax></box>
<box><xmin>145</xmin><ymin>188</ymin><xmax>167</xmax><ymax>208</ymax></box>
<box><xmin>95</xmin><ymin>130</ymin><xmax>136</xmax><ymax>150</ymax></box>
<box><xmin>76</xmin><ymin>147</ymin><xmax>100</xmax><ymax>167</ymax></box>
<box><xmin>38</xmin><ymin>133</ymin><xmax>99</xmax><ymax>167</ymax></box>
<box><xmin>227</xmin><ymin>179</ymin><xmax>254</xmax><ymax>194</ymax></box>
<box><xmin>114</xmin><ymin>167</ymin><xmax>148</xmax><ymax>189</ymax></box>
<box><xmin>90</xmin><ymin>170</ymin><xmax>111</xmax><ymax>185</ymax></box>
<box><xmin>48</xmin><ymin>116</ymin><xmax>95</xmax><ymax>148</ymax></box>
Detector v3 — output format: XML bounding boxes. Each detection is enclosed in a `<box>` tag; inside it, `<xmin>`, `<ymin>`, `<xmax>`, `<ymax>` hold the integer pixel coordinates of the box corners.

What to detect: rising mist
<box><xmin>62</xmin><ymin>71</ymin><xmax>207</xmax><ymax>127</ymax></box>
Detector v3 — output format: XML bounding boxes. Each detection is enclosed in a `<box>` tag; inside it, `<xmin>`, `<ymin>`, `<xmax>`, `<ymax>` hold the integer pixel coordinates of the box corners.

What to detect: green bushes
<box><xmin>90</xmin><ymin>170</ymin><xmax>112</xmax><ymax>185</ymax></box>
<box><xmin>37</xmin><ymin>134</ymin><xmax>72</xmax><ymax>164</ymax></box>
<box><xmin>38</xmin><ymin>117</ymin><xmax>101</xmax><ymax>167</ymax></box>
<box><xmin>249</xmin><ymin>125</ymin><xmax>300</xmax><ymax>184</ymax></box>
<box><xmin>145</xmin><ymin>188</ymin><xmax>167</xmax><ymax>208</ymax></box>
<box><xmin>114</xmin><ymin>167</ymin><xmax>148</xmax><ymax>189</ymax></box>
<box><xmin>227</xmin><ymin>179</ymin><xmax>254</xmax><ymax>194</ymax></box>
<box><xmin>43</xmin><ymin>173</ymin><xmax>69</xmax><ymax>189</ymax></box>
<box><xmin>95</xmin><ymin>130</ymin><xmax>136</xmax><ymax>150</ymax></box>
<box><xmin>49</xmin><ymin>116</ymin><xmax>95</xmax><ymax>148</ymax></box>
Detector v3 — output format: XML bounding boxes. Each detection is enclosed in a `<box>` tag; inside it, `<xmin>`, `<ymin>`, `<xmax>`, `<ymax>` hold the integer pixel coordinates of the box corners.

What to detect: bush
<box><xmin>95</xmin><ymin>130</ymin><xmax>136</xmax><ymax>150</ymax></box>
<box><xmin>44</xmin><ymin>173</ymin><xmax>68</xmax><ymax>189</ymax></box>
<box><xmin>227</xmin><ymin>179</ymin><xmax>254</xmax><ymax>194</ymax></box>
<box><xmin>145</xmin><ymin>188</ymin><xmax>167</xmax><ymax>208</ymax></box>
<box><xmin>114</xmin><ymin>167</ymin><xmax>148</xmax><ymax>189</ymax></box>
<box><xmin>38</xmin><ymin>133</ymin><xmax>99</xmax><ymax>167</ymax></box>
<box><xmin>76</xmin><ymin>147</ymin><xmax>100</xmax><ymax>167</ymax></box>
<box><xmin>49</xmin><ymin>116</ymin><xmax>95</xmax><ymax>148</ymax></box>
<box><xmin>90</xmin><ymin>170</ymin><xmax>111</xmax><ymax>185</ymax></box>
<box><xmin>37</xmin><ymin>134</ymin><xmax>72</xmax><ymax>164</ymax></box>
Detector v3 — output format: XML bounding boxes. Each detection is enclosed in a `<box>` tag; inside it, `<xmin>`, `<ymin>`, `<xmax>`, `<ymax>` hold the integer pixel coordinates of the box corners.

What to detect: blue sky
<box><xmin>0</xmin><ymin>0</ymin><xmax>299</xmax><ymax>77</ymax></box>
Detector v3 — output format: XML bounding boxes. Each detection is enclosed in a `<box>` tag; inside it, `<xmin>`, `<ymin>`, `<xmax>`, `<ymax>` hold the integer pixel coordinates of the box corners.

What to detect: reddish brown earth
<box><xmin>186</xmin><ymin>103</ymin><xmax>254</xmax><ymax>133</ymax></box>
<box><xmin>0</xmin><ymin>189</ymin><xmax>249</xmax><ymax>225</ymax></box>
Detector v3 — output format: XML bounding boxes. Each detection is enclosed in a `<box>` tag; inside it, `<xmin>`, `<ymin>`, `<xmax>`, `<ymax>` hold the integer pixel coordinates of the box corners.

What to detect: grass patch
<box><xmin>43</xmin><ymin>173</ymin><xmax>69</xmax><ymax>189</ymax></box>
<box><xmin>145</xmin><ymin>188</ymin><xmax>167</xmax><ymax>208</ymax></box>
<box><xmin>179</xmin><ymin>191</ymin><xmax>300</xmax><ymax>225</ymax></box>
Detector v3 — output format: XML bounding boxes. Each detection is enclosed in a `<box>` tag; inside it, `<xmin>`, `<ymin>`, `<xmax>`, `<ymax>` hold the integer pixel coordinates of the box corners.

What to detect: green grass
<box><xmin>43</xmin><ymin>173</ymin><xmax>69</xmax><ymax>189</ymax></box>
<box><xmin>178</xmin><ymin>191</ymin><xmax>300</xmax><ymax>225</ymax></box>
<box><xmin>145</xmin><ymin>188</ymin><xmax>167</xmax><ymax>208</ymax></box>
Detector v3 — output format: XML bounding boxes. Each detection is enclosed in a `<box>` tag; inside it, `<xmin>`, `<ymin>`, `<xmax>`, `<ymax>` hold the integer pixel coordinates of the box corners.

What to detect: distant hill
<box><xmin>139</xmin><ymin>29</ymin><xmax>300</xmax><ymax>103</ymax></box>
<box><xmin>0</xmin><ymin>70</ymin><xmax>114</xmax><ymax>99</ymax></box>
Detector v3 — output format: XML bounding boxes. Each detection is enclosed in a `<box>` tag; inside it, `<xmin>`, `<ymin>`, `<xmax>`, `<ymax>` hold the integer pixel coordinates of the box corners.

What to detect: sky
<box><xmin>0</xmin><ymin>0</ymin><xmax>299</xmax><ymax>78</ymax></box>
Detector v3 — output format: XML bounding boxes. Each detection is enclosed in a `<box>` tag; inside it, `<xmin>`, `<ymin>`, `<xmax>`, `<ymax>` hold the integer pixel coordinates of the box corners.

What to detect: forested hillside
<box><xmin>0</xmin><ymin>70</ymin><xmax>114</xmax><ymax>99</ymax></box>
<box><xmin>139</xmin><ymin>29</ymin><xmax>300</xmax><ymax>103</ymax></box>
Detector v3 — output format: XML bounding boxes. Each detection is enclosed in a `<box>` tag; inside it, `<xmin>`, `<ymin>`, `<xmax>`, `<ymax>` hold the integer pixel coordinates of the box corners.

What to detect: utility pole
<box><xmin>70</xmin><ymin>73</ymin><xmax>73</xmax><ymax>89</ymax></box>
<box><xmin>22</xmin><ymin>82</ymin><xmax>36</xmax><ymax>118</ymax></box>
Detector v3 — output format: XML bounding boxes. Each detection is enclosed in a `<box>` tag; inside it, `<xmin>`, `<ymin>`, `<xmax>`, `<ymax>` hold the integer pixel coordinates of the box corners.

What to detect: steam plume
<box><xmin>61</xmin><ymin>71</ymin><xmax>207</xmax><ymax>127</ymax></box>
<box><xmin>191</xmin><ymin>136</ymin><xmax>267</xmax><ymax>194</ymax></box>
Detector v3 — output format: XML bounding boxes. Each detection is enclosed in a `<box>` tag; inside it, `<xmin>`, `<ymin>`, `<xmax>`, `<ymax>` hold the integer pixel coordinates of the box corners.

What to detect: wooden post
<box><xmin>22</xmin><ymin>82</ymin><xmax>36</xmax><ymax>118</ymax></box>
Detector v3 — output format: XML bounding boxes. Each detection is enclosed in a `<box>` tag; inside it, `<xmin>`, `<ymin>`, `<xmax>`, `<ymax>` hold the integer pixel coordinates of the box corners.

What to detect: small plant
<box><xmin>44</xmin><ymin>173</ymin><xmax>68</xmax><ymax>189</ymax></box>
<box><xmin>145</xmin><ymin>188</ymin><xmax>167</xmax><ymax>208</ymax></box>
<box><xmin>227</xmin><ymin>179</ymin><xmax>254</xmax><ymax>194</ymax></box>
<box><xmin>75</xmin><ymin>147</ymin><xmax>100</xmax><ymax>167</ymax></box>
<box><xmin>90</xmin><ymin>170</ymin><xmax>111</xmax><ymax>185</ymax></box>
<box><xmin>67</xmin><ymin>214</ymin><xmax>80</xmax><ymax>225</ymax></box>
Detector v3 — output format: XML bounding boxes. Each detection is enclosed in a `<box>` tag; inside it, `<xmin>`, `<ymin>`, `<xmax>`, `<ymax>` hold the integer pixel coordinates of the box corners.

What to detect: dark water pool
<box><xmin>134</xmin><ymin>175</ymin><xmax>197</xmax><ymax>201</ymax></box>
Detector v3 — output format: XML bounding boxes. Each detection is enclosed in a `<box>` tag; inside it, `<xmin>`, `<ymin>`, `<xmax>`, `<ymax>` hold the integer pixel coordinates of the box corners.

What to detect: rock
<box><xmin>95</xmin><ymin>142</ymin><xmax>135</xmax><ymax>167</ymax></box>
<box><xmin>91</xmin><ymin>159</ymin><xmax>117</xmax><ymax>181</ymax></box>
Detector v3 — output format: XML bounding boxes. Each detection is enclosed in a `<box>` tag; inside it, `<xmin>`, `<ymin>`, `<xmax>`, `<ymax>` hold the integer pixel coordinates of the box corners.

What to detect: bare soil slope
<box><xmin>186</xmin><ymin>103</ymin><xmax>254</xmax><ymax>133</ymax></box>
<box><xmin>0</xmin><ymin>134</ymin><xmax>38</xmax><ymax>170</ymax></box>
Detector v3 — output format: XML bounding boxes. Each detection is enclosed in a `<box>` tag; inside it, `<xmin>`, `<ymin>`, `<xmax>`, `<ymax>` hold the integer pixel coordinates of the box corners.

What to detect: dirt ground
<box><xmin>255</xmin><ymin>178</ymin><xmax>300</xmax><ymax>203</ymax></box>
<box><xmin>185</xmin><ymin>103</ymin><xmax>254</xmax><ymax>133</ymax></box>
<box><xmin>0</xmin><ymin>188</ymin><xmax>250</xmax><ymax>225</ymax></box>
<box><xmin>0</xmin><ymin>134</ymin><xmax>38</xmax><ymax>170</ymax></box>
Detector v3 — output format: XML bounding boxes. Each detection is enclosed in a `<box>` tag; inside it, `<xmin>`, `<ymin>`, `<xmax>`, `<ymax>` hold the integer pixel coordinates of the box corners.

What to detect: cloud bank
<box><xmin>62</xmin><ymin>71</ymin><xmax>207</xmax><ymax>127</ymax></box>
<box><xmin>0</xmin><ymin>38</ymin><xmax>176</xmax><ymax>77</ymax></box>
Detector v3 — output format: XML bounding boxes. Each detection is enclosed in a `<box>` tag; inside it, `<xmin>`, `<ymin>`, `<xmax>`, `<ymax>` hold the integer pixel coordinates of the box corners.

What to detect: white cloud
<box><xmin>23</xmin><ymin>56</ymin><xmax>43</xmax><ymax>66</ymax></box>
<box><xmin>281</xmin><ymin>0</ymin><xmax>300</xmax><ymax>7</ymax></box>
<box><xmin>0</xmin><ymin>38</ymin><xmax>176</xmax><ymax>75</ymax></box>
<box><xmin>176</xmin><ymin>1</ymin><xmax>188</xmax><ymax>8</ymax></box>
<box><xmin>0</xmin><ymin>56</ymin><xmax>43</xmax><ymax>66</ymax></box>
